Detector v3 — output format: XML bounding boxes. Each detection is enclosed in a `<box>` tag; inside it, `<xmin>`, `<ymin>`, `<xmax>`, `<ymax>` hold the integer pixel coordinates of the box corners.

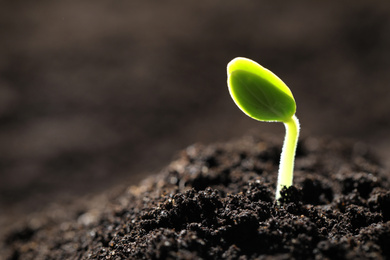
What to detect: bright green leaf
<box><xmin>227</xmin><ymin>57</ymin><xmax>296</xmax><ymax>122</ymax></box>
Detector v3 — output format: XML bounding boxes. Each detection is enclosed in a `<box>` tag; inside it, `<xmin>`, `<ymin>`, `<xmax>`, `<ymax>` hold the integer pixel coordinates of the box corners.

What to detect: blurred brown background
<box><xmin>1</xmin><ymin>1</ymin><xmax>390</xmax><ymax>224</ymax></box>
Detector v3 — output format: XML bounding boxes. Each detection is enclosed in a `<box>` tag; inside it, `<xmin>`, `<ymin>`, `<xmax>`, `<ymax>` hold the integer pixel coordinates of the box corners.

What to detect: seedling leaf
<box><xmin>227</xmin><ymin>57</ymin><xmax>296</xmax><ymax>122</ymax></box>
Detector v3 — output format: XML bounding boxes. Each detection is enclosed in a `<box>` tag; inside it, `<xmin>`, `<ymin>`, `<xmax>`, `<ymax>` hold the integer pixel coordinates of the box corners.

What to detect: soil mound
<box><xmin>2</xmin><ymin>136</ymin><xmax>390</xmax><ymax>259</ymax></box>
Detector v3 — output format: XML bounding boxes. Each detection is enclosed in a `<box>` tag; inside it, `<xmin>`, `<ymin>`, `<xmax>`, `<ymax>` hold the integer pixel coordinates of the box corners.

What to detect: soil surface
<box><xmin>2</xmin><ymin>135</ymin><xmax>389</xmax><ymax>259</ymax></box>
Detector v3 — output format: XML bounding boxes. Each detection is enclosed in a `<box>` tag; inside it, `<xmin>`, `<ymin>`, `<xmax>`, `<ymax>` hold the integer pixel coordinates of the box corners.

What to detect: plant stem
<box><xmin>275</xmin><ymin>114</ymin><xmax>300</xmax><ymax>200</ymax></box>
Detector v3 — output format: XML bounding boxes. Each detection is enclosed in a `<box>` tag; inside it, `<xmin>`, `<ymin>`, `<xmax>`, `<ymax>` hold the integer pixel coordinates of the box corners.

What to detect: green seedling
<box><xmin>227</xmin><ymin>57</ymin><xmax>300</xmax><ymax>201</ymax></box>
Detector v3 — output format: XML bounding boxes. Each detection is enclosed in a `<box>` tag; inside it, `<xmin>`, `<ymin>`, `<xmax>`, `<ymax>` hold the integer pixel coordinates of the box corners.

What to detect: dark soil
<box><xmin>2</xmin><ymin>135</ymin><xmax>389</xmax><ymax>259</ymax></box>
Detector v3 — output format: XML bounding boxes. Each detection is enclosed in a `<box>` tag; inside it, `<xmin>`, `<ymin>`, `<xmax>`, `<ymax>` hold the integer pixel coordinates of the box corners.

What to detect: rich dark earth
<box><xmin>2</xmin><ymin>135</ymin><xmax>389</xmax><ymax>259</ymax></box>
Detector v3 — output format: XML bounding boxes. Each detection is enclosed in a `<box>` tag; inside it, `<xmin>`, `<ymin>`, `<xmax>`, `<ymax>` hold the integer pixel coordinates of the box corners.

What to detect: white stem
<box><xmin>275</xmin><ymin>114</ymin><xmax>300</xmax><ymax>200</ymax></box>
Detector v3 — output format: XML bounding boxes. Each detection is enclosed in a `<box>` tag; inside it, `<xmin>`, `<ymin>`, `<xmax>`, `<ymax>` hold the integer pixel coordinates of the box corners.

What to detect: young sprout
<box><xmin>227</xmin><ymin>57</ymin><xmax>300</xmax><ymax>201</ymax></box>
